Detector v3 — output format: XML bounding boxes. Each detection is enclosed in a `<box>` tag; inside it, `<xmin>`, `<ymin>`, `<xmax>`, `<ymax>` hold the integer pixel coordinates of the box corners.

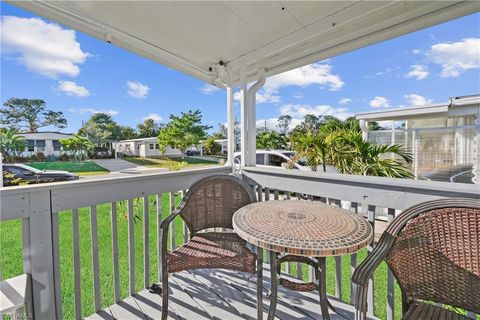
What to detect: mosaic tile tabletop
<box><xmin>233</xmin><ymin>200</ymin><xmax>373</xmax><ymax>257</ymax></box>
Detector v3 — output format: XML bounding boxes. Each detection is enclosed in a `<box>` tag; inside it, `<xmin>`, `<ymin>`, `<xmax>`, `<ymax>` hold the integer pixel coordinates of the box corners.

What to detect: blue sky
<box><xmin>1</xmin><ymin>3</ymin><xmax>479</xmax><ymax>133</ymax></box>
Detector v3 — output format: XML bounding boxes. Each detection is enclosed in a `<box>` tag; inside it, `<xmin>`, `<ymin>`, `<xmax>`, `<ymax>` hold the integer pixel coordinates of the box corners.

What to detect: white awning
<box><xmin>9</xmin><ymin>1</ymin><xmax>479</xmax><ymax>87</ymax></box>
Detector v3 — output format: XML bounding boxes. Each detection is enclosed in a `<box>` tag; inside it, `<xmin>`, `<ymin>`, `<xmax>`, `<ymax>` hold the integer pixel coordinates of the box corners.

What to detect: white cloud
<box><xmin>1</xmin><ymin>16</ymin><xmax>89</xmax><ymax>78</ymax></box>
<box><xmin>339</xmin><ymin>97</ymin><xmax>352</xmax><ymax>105</ymax></box>
<box><xmin>233</xmin><ymin>89</ymin><xmax>281</xmax><ymax>104</ymax></box>
<box><xmin>126</xmin><ymin>81</ymin><xmax>150</xmax><ymax>98</ymax></box>
<box><xmin>255</xmin><ymin>117</ymin><xmax>303</xmax><ymax>132</ymax></box>
<box><xmin>200</xmin><ymin>84</ymin><xmax>221</xmax><ymax>95</ymax></box>
<box><xmin>279</xmin><ymin>104</ymin><xmax>353</xmax><ymax>121</ymax></box>
<box><xmin>56</xmin><ymin>80</ymin><xmax>90</xmax><ymax>97</ymax></box>
<box><xmin>369</xmin><ymin>96</ymin><xmax>391</xmax><ymax>108</ymax></box>
<box><xmin>428</xmin><ymin>38</ymin><xmax>480</xmax><ymax>77</ymax></box>
<box><xmin>404</xmin><ymin>64</ymin><xmax>429</xmax><ymax>80</ymax></box>
<box><xmin>142</xmin><ymin>113</ymin><xmax>162</xmax><ymax>121</ymax></box>
<box><xmin>266</xmin><ymin>63</ymin><xmax>344</xmax><ymax>91</ymax></box>
<box><xmin>412</xmin><ymin>49</ymin><xmax>422</xmax><ymax>55</ymax></box>
<box><xmin>69</xmin><ymin>108</ymin><xmax>118</xmax><ymax>116</ymax></box>
<box><xmin>403</xmin><ymin>94</ymin><xmax>432</xmax><ymax>106</ymax></box>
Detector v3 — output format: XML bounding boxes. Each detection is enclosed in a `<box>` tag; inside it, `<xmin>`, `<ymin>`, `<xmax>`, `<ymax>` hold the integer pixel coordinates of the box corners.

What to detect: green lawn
<box><xmin>123</xmin><ymin>156</ymin><xmax>220</xmax><ymax>170</ymax></box>
<box><xmin>27</xmin><ymin>161</ymin><xmax>109</xmax><ymax>175</ymax></box>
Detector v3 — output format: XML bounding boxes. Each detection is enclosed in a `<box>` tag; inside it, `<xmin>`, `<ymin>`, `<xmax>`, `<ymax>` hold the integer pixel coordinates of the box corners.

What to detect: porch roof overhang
<box><xmin>356</xmin><ymin>94</ymin><xmax>480</xmax><ymax>122</ymax></box>
<box><xmin>9</xmin><ymin>1</ymin><xmax>479</xmax><ymax>87</ymax></box>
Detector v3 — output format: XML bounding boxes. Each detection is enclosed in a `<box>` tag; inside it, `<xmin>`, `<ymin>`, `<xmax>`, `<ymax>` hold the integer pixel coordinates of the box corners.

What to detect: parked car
<box><xmin>2</xmin><ymin>164</ymin><xmax>79</xmax><ymax>186</ymax></box>
<box><xmin>422</xmin><ymin>164</ymin><xmax>474</xmax><ymax>184</ymax></box>
<box><xmin>234</xmin><ymin>150</ymin><xmax>309</xmax><ymax>170</ymax></box>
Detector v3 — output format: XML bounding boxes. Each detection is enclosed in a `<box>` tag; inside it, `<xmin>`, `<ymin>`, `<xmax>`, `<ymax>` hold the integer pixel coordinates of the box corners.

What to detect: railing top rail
<box><xmin>1</xmin><ymin>166</ymin><xmax>231</xmax><ymax>219</ymax></box>
<box><xmin>243</xmin><ymin>167</ymin><xmax>479</xmax><ymax>210</ymax></box>
<box><xmin>0</xmin><ymin>165</ymin><xmax>229</xmax><ymax>195</ymax></box>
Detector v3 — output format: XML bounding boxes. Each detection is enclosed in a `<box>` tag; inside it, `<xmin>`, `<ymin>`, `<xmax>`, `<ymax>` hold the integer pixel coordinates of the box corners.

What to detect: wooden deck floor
<box><xmin>86</xmin><ymin>266</ymin><xmax>378</xmax><ymax>320</ymax></box>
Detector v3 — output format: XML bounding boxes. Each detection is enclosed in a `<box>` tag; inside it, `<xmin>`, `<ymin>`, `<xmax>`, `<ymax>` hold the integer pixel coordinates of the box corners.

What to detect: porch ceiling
<box><xmin>9</xmin><ymin>1</ymin><xmax>479</xmax><ymax>86</ymax></box>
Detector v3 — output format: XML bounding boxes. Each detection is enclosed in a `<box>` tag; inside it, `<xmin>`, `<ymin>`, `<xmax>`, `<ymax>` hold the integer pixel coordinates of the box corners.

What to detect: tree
<box><xmin>290</xmin><ymin>130</ymin><xmax>334</xmax><ymax>172</ymax></box>
<box><xmin>1</xmin><ymin>98</ymin><xmax>67</xmax><ymax>132</ymax></box>
<box><xmin>204</xmin><ymin>136</ymin><xmax>221</xmax><ymax>155</ymax></box>
<box><xmin>137</xmin><ymin>119</ymin><xmax>161</xmax><ymax>138</ymax></box>
<box><xmin>0</xmin><ymin>130</ymin><xmax>25</xmax><ymax>163</ymax></box>
<box><xmin>118</xmin><ymin>126</ymin><xmax>137</xmax><ymax>140</ymax></box>
<box><xmin>158</xmin><ymin>110</ymin><xmax>210</xmax><ymax>158</ymax></box>
<box><xmin>256</xmin><ymin>130</ymin><xmax>288</xmax><ymax>150</ymax></box>
<box><xmin>334</xmin><ymin>130</ymin><xmax>413</xmax><ymax>178</ymax></box>
<box><xmin>277</xmin><ymin>115</ymin><xmax>292</xmax><ymax>135</ymax></box>
<box><xmin>211</xmin><ymin>123</ymin><xmax>227</xmax><ymax>139</ymax></box>
<box><xmin>78</xmin><ymin>113</ymin><xmax>120</xmax><ymax>143</ymax></box>
<box><xmin>60</xmin><ymin>134</ymin><xmax>94</xmax><ymax>161</ymax></box>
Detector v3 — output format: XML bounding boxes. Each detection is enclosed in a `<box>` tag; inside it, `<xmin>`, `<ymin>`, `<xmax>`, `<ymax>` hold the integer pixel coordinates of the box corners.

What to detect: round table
<box><xmin>233</xmin><ymin>200</ymin><xmax>373</xmax><ymax>320</ymax></box>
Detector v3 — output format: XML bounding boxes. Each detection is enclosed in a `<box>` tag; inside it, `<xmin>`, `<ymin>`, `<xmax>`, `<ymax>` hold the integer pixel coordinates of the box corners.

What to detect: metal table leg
<box><xmin>268</xmin><ymin>251</ymin><xmax>279</xmax><ymax>320</ymax></box>
<box><xmin>317</xmin><ymin>257</ymin><xmax>330</xmax><ymax>320</ymax></box>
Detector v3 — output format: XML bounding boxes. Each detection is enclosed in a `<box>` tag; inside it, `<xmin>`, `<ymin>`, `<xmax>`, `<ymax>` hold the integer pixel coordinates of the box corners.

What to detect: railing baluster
<box><xmin>350</xmin><ymin>202</ymin><xmax>359</xmax><ymax>305</ymax></box>
<box><xmin>283</xmin><ymin>191</ymin><xmax>291</xmax><ymax>275</ymax></box>
<box><xmin>367</xmin><ymin>204</ymin><xmax>376</xmax><ymax>317</ymax></box>
<box><xmin>257</xmin><ymin>184</ymin><xmax>263</xmax><ymax>202</ymax></box>
<box><xmin>265</xmin><ymin>188</ymin><xmax>270</xmax><ymax>201</ymax></box>
<box><xmin>143</xmin><ymin>196</ymin><xmax>150</xmax><ymax>289</ymax></box>
<box><xmin>72</xmin><ymin>209</ymin><xmax>82</xmax><ymax>319</ymax></box>
<box><xmin>156</xmin><ymin>194</ymin><xmax>163</xmax><ymax>283</ymax></box>
<box><xmin>21</xmin><ymin>218</ymin><xmax>33</xmax><ymax>317</ymax></box>
<box><xmin>387</xmin><ymin>208</ymin><xmax>395</xmax><ymax>320</ymax></box>
<box><xmin>295</xmin><ymin>193</ymin><xmax>303</xmax><ymax>280</ymax></box>
<box><xmin>169</xmin><ymin>192</ymin><xmax>176</xmax><ymax>250</ymax></box>
<box><xmin>331</xmin><ymin>199</ymin><xmax>342</xmax><ymax>299</ymax></box>
<box><xmin>274</xmin><ymin>189</ymin><xmax>279</xmax><ymax>200</ymax></box>
<box><xmin>127</xmin><ymin>199</ymin><xmax>135</xmax><ymax>296</ymax></box>
<box><xmin>52</xmin><ymin>211</ymin><xmax>62</xmax><ymax>319</ymax></box>
<box><xmin>90</xmin><ymin>206</ymin><xmax>101</xmax><ymax>311</ymax></box>
<box><xmin>181</xmin><ymin>190</ymin><xmax>189</xmax><ymax>243</ymax></box>
<box><xmin>111</xmin><ymin>203</ymin><xmax>120</xmax><ymax>303</ymax></box>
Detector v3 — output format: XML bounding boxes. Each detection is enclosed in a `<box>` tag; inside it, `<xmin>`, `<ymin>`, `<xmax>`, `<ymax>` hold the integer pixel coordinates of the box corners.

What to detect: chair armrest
<box><xmin>352</xmin><ymin>233</ymin><xmax>396</xmax><ymax>319</ymax></box>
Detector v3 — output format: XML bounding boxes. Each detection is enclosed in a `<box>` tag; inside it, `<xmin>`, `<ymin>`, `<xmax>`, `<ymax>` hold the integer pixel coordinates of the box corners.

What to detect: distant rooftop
<box><xmin>356</xmin><ymin>94</ymin><xmax>480</xmax><ymax>122</ymax></box>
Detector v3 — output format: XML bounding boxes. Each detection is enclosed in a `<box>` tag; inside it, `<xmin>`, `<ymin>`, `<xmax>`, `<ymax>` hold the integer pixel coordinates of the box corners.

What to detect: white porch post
<box><xmin>240</xmin><ymin>62</ymin><xmax>249</xmax><ymax>166</ymax></box>
<box><xmin>226</xmin><ymin>85</ymin><xmax>235</xmax><ymax>166</ymax></box>
<box><xmin>359</xmin><ymin>120</ymin><xmax>369</xmax><ymax>140</ymax></box>
<box><xmin>246</xmin><ymin>69</ymin><xmax>265</xmax><ymax>166</ymax></box>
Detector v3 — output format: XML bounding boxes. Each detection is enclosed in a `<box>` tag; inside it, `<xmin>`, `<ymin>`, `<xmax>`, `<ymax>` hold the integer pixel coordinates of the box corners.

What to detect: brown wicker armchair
<box><xmin>352</xmin><ymin>198</ymin><xmax>480</xmax><ymax>320</ymax></box>
<box><xmin>158</xmin><ymin>174</ymin><xmax>262</xmax><ymax>320</ymax></box>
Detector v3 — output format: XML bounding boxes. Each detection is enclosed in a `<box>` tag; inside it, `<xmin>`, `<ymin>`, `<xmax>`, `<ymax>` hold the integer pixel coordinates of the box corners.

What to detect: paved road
<box><xmin>84</xmin><ymin>159</ymin><xmax>169</xmax><ymax>180</ymax></box>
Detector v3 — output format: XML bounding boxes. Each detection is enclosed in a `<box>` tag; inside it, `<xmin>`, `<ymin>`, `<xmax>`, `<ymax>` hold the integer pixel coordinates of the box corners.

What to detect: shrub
<box><xmin>32</xmin><ymin>152</ymin><xmax>46</xmax><ymax>162</ymax></box>
<box><xmin>59</xmin><ymin>153</ymin><xmax>70</xmax><ymax>161</ymax></box>
<box><xmin>46</xmin><ymin>154</ymin><xmax>59</xmax><ymax>162</ymax></box>
<box><xmin>163</xmin><ymin>159</ymin><xmax>187</xmax><ymax>171</ymax></box>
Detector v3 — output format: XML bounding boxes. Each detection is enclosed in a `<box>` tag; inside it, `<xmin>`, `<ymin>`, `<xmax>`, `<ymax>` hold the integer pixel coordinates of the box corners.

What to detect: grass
<box><xmin>27</xmin><ymin>161</ymin><xmax>109</xmax><ymax>174</ymax></box>
<box><xmin>1</xmin><ymin>196</ymin><xmax>475</xmax><ymax>320</ymax></box>
<box><xmin>123</xmin><ymin>156</ymin><xmax>220</xmax><ymax>170</ymax></box>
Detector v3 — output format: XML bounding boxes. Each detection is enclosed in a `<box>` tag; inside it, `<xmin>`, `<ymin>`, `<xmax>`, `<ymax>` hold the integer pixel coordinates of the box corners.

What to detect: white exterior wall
<box><xmin>115</xmin><ymin>138</ymin><xmax>182</xmax><ymax>158</ymax></box>
<box><xmin>16</xmin><ymin>132</ymin><xmax>73</xmax><ymax>157</ymax></box>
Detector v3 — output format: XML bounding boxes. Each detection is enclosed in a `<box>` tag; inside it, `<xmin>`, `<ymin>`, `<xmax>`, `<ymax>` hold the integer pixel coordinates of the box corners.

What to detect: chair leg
<box><xmin>317</xmin><ymin>257</ymin><xmax>330</xmax><ymax>320</ymax></box>
<box><xmin>161</xmin><ymin>271</ymin><xmax>169</xmax><ymax>320</ymax></box>
<box><xmin>257</xmin><ymin>247</ymin><xmax>263</xmax><ymax>320</ymax></box>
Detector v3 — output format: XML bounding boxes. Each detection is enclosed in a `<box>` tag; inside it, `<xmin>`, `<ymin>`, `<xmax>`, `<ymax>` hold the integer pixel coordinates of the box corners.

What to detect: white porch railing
<box><xmin>1</xmin><ymin>166</ymin><xmax>478</xmax><ymax>320</ymax></box>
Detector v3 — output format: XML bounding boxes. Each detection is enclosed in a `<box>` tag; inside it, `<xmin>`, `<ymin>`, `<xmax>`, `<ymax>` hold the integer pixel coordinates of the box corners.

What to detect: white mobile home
<box><xmin>357</xmin><ymin>94</ymin><xmax>480</xmax><ymax>183</ymax></box>
<box><xmin>16</xmin><ymin>132</ymin><xmax>73</xmax><ymax>157</ymax></box>
<box><xmin>115</xmin><ymin>137</ymin><xmax>182</xmax><ymax>158</ymax></box>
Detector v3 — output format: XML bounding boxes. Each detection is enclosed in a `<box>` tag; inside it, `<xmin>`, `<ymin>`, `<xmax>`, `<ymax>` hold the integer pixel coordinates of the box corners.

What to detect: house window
<box><xmin>27</xmin><ymin>140</ymin><xmax>34</xmax><ymax>152</ymax></box>
<box><xmin>53</xmin><ymin>140</ymin><xmax>61</xmax><ymax>151</ymax></box>
<box><xmin>35</xmin><ymin>140</ymin><xmax>46</xmax><ymax>151</ymax></box>
<box><xmin>149</xmin><ymin>143</ymin><xmax>154</xmax><ymax>150</ymax></box>
<box><xmin>155</xmin><ymin>144</ymin><xmax>159</xmax><ymax>149</ymax></box>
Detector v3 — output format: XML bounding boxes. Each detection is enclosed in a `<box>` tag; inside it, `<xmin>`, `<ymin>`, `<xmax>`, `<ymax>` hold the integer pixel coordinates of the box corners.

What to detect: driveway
<box><xmin>91</xmin><ymin>159</ymin><xmax>169</xmax><ymax>175</ymax></box>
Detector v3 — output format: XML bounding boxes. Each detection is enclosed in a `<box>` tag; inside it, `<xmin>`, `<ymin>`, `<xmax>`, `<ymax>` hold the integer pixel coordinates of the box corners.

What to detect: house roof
<box><xmin>9</xmin><ymin>1</ymin><xmax>479</xmax><ymax>87</ymax></box>
<box><xmin>356</xmin><ymin>94</ymin><xmax>480</xmax><ymax>122</ymax></box>
<box><xmin>15</xmin><ymin>131</ymin><xmax>74</xmax><ymax>138</ymax></box>
<box><xmin>117</xmin><ymin>137</ymin><xmax>157</xmax><ymax>143</ymax></box>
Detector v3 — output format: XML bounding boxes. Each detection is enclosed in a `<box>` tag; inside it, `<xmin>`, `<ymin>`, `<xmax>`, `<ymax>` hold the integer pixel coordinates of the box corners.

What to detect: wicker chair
<box><xmin>352</xmin><ymin>198</ymin><xmax>480</xmax><ymax>320</ymax></box>
<box><xmin>158</xmin><ymin>174</ymin><xmax>262</xmax><ymax>320</ymax></box>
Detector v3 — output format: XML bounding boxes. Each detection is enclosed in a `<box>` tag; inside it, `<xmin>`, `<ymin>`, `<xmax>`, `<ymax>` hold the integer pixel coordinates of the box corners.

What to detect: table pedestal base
<box><xmin>268</xmin><ymin>252</ymin><xmax>335</xmax><ymax>320</ymax></box>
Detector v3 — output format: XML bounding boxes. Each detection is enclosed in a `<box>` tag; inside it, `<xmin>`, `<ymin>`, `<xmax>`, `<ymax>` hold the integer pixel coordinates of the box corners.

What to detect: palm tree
<box><xmin>0</xmin><ymin>130</ymin><xmax>25</xmax><ymax>163</ymax></box>
<box><xmin>335</xmin><ymin>130</ymin><xmax>413</xmax><ymax>178</ymax></box>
